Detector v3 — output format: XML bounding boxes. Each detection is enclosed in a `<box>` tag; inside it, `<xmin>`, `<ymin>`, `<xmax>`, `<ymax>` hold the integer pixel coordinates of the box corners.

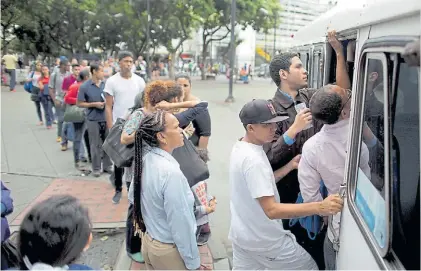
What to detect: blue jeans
<box><xmin>56</xmin><ymin>104</ymin><xmax>68</xmax><ymax>144</ymax></box>
<box><xmin>5</xmin><ymin>69</ymin><xmax>15</xmax><ymax>90</ymax></box>
<box><xmin>40</xmin><ymin>95</ymin><xmax>54</xmax><ymax>127</ymax></box>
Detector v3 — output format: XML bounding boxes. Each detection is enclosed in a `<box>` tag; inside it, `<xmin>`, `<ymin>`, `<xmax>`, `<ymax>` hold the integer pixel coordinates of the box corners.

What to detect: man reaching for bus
<box><xmin>264</xmin><ymin>30</ymin><xmax>351</xmax><ymax>268</ymax></box>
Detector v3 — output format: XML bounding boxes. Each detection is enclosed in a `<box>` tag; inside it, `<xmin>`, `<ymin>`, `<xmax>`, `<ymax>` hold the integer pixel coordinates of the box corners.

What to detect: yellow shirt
<box><xmin>2</xmin><ymin>54</ymin><xmax>17</xmax><ymax>69</ymax></box>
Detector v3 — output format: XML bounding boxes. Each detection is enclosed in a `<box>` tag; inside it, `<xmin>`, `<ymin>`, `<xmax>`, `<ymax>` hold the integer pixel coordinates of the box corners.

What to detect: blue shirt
<box><xmin>129</xmin><ymin>147</ymin><xmax>200</xmax><ymax>270</ymax></box>
<box><xmin>77</xmin><ymin>79</ymin><xmax>106</xmax><ymax>122</ymax></box>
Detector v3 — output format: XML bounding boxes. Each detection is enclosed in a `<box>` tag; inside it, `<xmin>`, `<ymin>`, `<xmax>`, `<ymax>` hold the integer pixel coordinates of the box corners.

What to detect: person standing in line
<box><xmin>38</xmin><ymin>65</ymin><xmax>54</xmax><ymax>129</ymax></box>
<box><xmin>62</xmin><ymin>64</ymin><xmax>80</xmax><ymax>92</ymax></box>
<box><xmin>229</xmin><ymin>99</ymin><xmax>344</xmax><ymax>270</ymax></box>
<box><xmin>26</xmin><ymin>61</ymin><xmax>43</xmax><ymax>125</ymax></box>
<box><xmin>49</xmin><ymin>59</ymin><xmax>71</xmax><ymax>147</ymax></box>
<box><xmin>77</xmin><ymin>64</ymin><xmax>113</xmax><ymax>177</ymax></box>
<box><xmin>64</xmin><ymin>69</ymin><xmax>92</xmax><ymax>169</ymax></box>
<box><xmin>263</xmin><ymin>30</ymin><xmax>350</xmax><ymax>269</ymax></box>
<box><xmin>104</xmin><ymin>51</ymin><xmax>145</xmax><ymax>204</ymax></box>
<box><xmin>2</xmin><ymin>50</ymin><xmax>18</xmax><ymax>92</ymax></box>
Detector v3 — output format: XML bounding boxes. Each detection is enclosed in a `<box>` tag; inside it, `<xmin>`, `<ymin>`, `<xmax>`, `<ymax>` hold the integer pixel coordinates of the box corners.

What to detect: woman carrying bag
<box><xmin>63</xmin><ymin>69</ymin><xmax>92</xmax><ymax>170</ymax></box>
<box><xmin>38</xmin><ymin>65</ymin><xmax>54</xmax><ymax>129</ymax></box>
<box><xmin>26</xmin><ymin>61</ymin><xmax>43</xmax><ymax>126</ymax></box>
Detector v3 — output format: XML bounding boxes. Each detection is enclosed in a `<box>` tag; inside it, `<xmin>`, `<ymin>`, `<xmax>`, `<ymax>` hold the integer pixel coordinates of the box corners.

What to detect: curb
<box><xmin>114</xmin><ymin>240</ymin><xmax>132</xmax><ymax>270</ymax></box>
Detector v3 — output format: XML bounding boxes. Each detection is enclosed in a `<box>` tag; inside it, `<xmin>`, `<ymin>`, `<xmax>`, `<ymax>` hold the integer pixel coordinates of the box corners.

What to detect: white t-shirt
<box><xmin>228</xmin><ymin>140</ymin><xmax>292</xmax><ymax>252</ymax></box>
<box><xmin>103</xmin><ymin>72</ymin><xmax>145</xmax><ymax>123</ymax></box>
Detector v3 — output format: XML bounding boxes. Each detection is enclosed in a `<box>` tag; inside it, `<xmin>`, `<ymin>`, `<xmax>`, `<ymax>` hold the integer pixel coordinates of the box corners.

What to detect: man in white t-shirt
<box><xmin>229</xmin><ymin>99</ymin><xmax>344</xmax><ymax>270</ymax></box>
<box><xmin>104</xmin><ymin>51</ymin><xmax>146</xmax><ymax>204</ymax></box>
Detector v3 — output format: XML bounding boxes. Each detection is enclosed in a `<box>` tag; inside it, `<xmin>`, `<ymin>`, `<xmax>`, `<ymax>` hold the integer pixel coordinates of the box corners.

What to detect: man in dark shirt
<box><xmin>264</xmin><ymin>30</ymin><xmax>351</xmax><ymax>269</ymax></box>
<box><xmin>77</xmin><ymin>63</ymin><xmax>113</xmax><ymax>177</ymax></box>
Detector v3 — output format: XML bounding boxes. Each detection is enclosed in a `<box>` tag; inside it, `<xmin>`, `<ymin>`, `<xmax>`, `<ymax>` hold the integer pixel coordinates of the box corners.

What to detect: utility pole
<box><xmin>273</xmin><ymin>14</ymin><xmax>277</xmax><ymax>58</ymax></box>
<box><xmin>225</xmin><ymin>0</ymin><xmax>236</xmax><ymax>103</ymax></box>
<box><xmin>146</xmin><ymin>0</ymin><xmax>151</xmax><ymax>80</ymax></box>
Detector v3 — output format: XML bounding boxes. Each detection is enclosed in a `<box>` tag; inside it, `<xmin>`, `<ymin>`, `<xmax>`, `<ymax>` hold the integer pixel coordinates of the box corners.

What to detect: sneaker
<box><xmin>128</xmin><ymin>252</ymin><xmax>145</xmax><ymax>263</ymax></box>
<box><xmin>112</xmin><ymin>191</ymin><xmax>122</xmax><ymax>204</ymax></box>
<box><xmin>47</xmin><ymin>126</ymin><xmax>52</xmax><ymax>129</ymax></box>
<box><xmin>61</xmin><ymin>144</ymin><xmax>68</xmax><ymax>151</ymax></box>
<box><xmin>38</xmin><ymin>121</ymin><xmax>44</xmax><ymax>126</ymax></box>
<box><xmin>80</xmin><ymin>157</ymin><xmax>88</xmax><ymax>163</ymax></box>
<box><xmin>93</xmin><ymin>170</ymin><xmax>101</xmax><ymax>177</ymax></box>
<box><xmin>56</xmin><ymin>136</ymin><xmax>62</xmax><ymax>142</ymax></box>
<box><xmin>103</xmin><ymin>167</ymin><xmax>113</xmax><ymax>174</ymax></box>
<box><xmin>197</xmin><ymin>231</ymin><xmax>211</xmax><ymax>246</ymax></box>
<box><xmin>10</xmin><ymin>89</ymin><xmax>16</xmax><ymax>92</ymax></box>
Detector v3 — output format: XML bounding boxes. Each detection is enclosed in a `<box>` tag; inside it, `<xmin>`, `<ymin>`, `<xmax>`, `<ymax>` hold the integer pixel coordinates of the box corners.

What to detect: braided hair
<box><xmin>133</xmin><ymin>110</ymin><xmax>167</xmax><ymax>234</ymax></box>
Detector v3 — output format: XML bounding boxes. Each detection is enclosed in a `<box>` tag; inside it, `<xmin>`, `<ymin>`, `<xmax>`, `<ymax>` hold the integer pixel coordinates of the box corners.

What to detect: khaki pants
<box><xmin>141</xmin><ymin>232</ymin><xmax>187</xmax><ymax>270</ymax></box>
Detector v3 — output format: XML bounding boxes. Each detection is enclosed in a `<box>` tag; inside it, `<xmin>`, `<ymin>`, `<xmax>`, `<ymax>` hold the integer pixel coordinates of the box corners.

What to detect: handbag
<box><xmin>289</xmin><ymin>181</ymin><xmax>328</xmax><ymax>240</ymax></box>
<box><xmin>64</xmin><ymin>105</ymin><xmax>85</xmax><ymax>123</ymax></box>
<box><xmin>24</xmin><ymin>72</ymin><xmax>34</xmax><ymax>93</ymax></box>
<box><xmin>30</xmin><ymin>86</ymin><xmax>40</xmax><ymax>102</ymax></box>
<box><xmin>102</xmin><ymin>118</ymin><xmax>134</xmax><ymax>168</ymax></box>
<box><xmin>172</xmin><ymin>133</ymin><xmax>210</xmax><ymax>187</ymax></box>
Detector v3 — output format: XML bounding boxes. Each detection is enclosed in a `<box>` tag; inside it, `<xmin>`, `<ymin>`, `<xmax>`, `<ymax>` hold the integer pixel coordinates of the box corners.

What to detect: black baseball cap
<box><xmin>239</xmin><ymin>99</ymin><xmax>289</xmax><ymax>125</ymax></box>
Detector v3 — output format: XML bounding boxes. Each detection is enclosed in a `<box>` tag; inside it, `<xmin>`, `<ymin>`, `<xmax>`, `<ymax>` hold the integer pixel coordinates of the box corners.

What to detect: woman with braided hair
<box><xmin>122</xmin><ymin>80</ymin><xmax>209</xmax><ymax>264</ymax></box>
<box><xmin>131</xmin><ymin>110</ymin><xmax>203</xmax><ymax>270</ymax></box>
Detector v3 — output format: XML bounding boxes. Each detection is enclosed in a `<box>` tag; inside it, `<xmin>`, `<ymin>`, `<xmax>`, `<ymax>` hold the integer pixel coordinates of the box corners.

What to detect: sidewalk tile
<box><xmin>10</xmin><ymin>179</ymin><xmax>128</xmax><ymax>226</ymax></box>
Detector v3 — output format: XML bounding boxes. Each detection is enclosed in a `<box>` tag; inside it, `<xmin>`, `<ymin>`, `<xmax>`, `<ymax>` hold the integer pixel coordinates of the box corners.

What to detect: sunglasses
<box><xmin>340</xmin><ymin>89</ymin><xmax>352</xmax><ymax>112</ymax></box>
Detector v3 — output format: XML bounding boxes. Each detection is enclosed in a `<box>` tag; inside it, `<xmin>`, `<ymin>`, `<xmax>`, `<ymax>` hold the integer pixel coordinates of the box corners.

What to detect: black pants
<box><xmin>285</xmin><ymin>221</ymin><xmax>327</xmax><ymax>270</ymax></box>
<box><xmin>84</xmin><ymin>129</ymin><xmax>92</xmax><ymax>162</ymax></box>
<box><xmin>126</xmin><ymin>203</ymin><xmax>142</xmax><ymax>254</ymax></box>
<box><xmin>114</xmin><ymin>165</ymin><xmax>125</xmax><ymax>192</ymax></box>
<box><xmin>34</xmin><ymin>101</ymin><xmax>42</xmax><ymax>122</ymax></box>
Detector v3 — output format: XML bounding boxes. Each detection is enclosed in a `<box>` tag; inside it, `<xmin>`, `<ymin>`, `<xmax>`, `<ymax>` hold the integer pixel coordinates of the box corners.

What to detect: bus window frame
<box><xmin>311</xmin><ymin>45</ymin><xmax>324</xmax><ymax>88</ymax></box>
<box><xmin>346</xmin><ymin>50</ymin><xmax>392</xmax><ymax>259</ymax></box>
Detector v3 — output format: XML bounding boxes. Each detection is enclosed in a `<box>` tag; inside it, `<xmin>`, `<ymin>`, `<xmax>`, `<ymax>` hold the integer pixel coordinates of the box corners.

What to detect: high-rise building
<box><xmin>255</xmin><ymin>0</ymin><xmax>336</xmax><ymax>64</ymax></box>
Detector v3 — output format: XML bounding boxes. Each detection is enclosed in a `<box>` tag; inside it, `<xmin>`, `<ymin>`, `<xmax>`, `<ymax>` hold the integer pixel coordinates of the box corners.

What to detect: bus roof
<box><xmin>292</xmin><ymin>0</ymin><xmax>420</xmax><ymax>46</ymax></box>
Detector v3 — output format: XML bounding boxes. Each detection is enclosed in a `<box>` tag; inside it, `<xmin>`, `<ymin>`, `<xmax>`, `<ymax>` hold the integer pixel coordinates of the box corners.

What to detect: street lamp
<box><xmin>225</xmin><ymin>0</ymin><xmax>236</xmax><ymax>103</ymax></box>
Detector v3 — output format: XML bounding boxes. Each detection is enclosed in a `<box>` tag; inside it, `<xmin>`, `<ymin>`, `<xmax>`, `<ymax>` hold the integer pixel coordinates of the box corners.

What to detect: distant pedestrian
<box><xmin>1</xmin><ymin>50</ymin><xmax>18</xmax><ymax>92</ymax></box>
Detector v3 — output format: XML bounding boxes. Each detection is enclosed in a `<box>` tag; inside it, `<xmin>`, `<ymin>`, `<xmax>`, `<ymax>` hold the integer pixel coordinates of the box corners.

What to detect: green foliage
<box><xmin>1</xmin><ymin>0</ymin><xmax>281</xmax><ymax>59</ymax></box>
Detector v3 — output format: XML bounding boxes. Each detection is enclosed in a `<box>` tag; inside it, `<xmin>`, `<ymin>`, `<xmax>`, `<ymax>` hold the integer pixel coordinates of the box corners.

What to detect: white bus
<box><xmin>290</xmin><ymin>0</ymin><xmax>420</xmax><ymax>269</ymax></box>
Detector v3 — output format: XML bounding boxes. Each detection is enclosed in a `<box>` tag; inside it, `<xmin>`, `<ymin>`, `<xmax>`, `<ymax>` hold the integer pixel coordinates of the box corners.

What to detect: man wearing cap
<box><xmin>228</xmin><ymin>99</ymin><xmax>344</xmax><ymax>270</ymax></box>
<box><xmin>104</xmin><ymin>51</ymin><xmax>145</xmax><ymax>204</ymax></box>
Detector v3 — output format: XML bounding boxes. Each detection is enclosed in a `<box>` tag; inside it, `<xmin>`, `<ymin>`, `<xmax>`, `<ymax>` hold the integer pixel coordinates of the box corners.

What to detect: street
<box><xmin>0</xmin><ymin>76</ymin><xmax>275</xmax><ymax>268</ymax></box>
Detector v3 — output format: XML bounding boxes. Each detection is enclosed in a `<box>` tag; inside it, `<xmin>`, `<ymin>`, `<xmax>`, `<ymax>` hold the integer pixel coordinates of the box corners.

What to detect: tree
<box><xmin>151</xmin><ymin>0</ymin><xmax>201</xmax><ymax>78</ymax></box>
<box><xmin>190</xmin><ymin>0</ymin><xmax>281</xmax><ymax>79</ymax></box>
<box><xmin>1</xmin><ymin>0</ymin><xmax>30</xmax><ymax>54</ymax></box>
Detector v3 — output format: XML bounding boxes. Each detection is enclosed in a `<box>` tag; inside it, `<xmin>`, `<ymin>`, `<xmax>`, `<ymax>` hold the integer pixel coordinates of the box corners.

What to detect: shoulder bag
<box><xmin>64</xmin><ymin>104</ymin><xmax>85</xmax><ymax>123</ymax></box>
<box><xmin>102</xmin><ymin>118</ymin><xmax>134</xmax><ymax>167</ymax></box>
<box><xmin>172</xmin><ymin>133</ymin><xmax>210</xmax><ymax>187</ymax></box>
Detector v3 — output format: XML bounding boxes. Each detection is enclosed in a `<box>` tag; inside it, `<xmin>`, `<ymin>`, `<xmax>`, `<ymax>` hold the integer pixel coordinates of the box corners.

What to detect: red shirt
<box><xmin>64</xmin><ymin>82</ymin><xmax>82</xmax><ymax>105</ymax></box>
<box><xmin>62</xmin><ymin>75</ymin><xmax>77</xmax><ymax>91</ymax></box>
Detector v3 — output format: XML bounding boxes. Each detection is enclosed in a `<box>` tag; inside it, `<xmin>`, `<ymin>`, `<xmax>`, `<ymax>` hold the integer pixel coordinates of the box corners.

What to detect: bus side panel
<box><xmin>336</xmin><ymin>200</ymin><xmax>382</xmax><ymax>270</ymax></box>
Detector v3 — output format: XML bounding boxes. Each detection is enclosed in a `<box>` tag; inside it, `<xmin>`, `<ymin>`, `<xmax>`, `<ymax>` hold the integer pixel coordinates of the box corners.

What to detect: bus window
<box><xmin>390</xmin><ymin>58</ymin><xmax>420</xmax><ymax>270</ymax></box>
<box><xmin>353</xmin><ymin>53</ymin><xmax>389</xmax><ymax>254</ymax></box>
<box><xmin>300</xmin><ymin>51</ymin><xmax>308</xmax><ymax>71</ymax></box>
<box><xmin>312</xmin><ymin>51</ymin><xmax>321</xmax><ymax>88</ymax></box>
